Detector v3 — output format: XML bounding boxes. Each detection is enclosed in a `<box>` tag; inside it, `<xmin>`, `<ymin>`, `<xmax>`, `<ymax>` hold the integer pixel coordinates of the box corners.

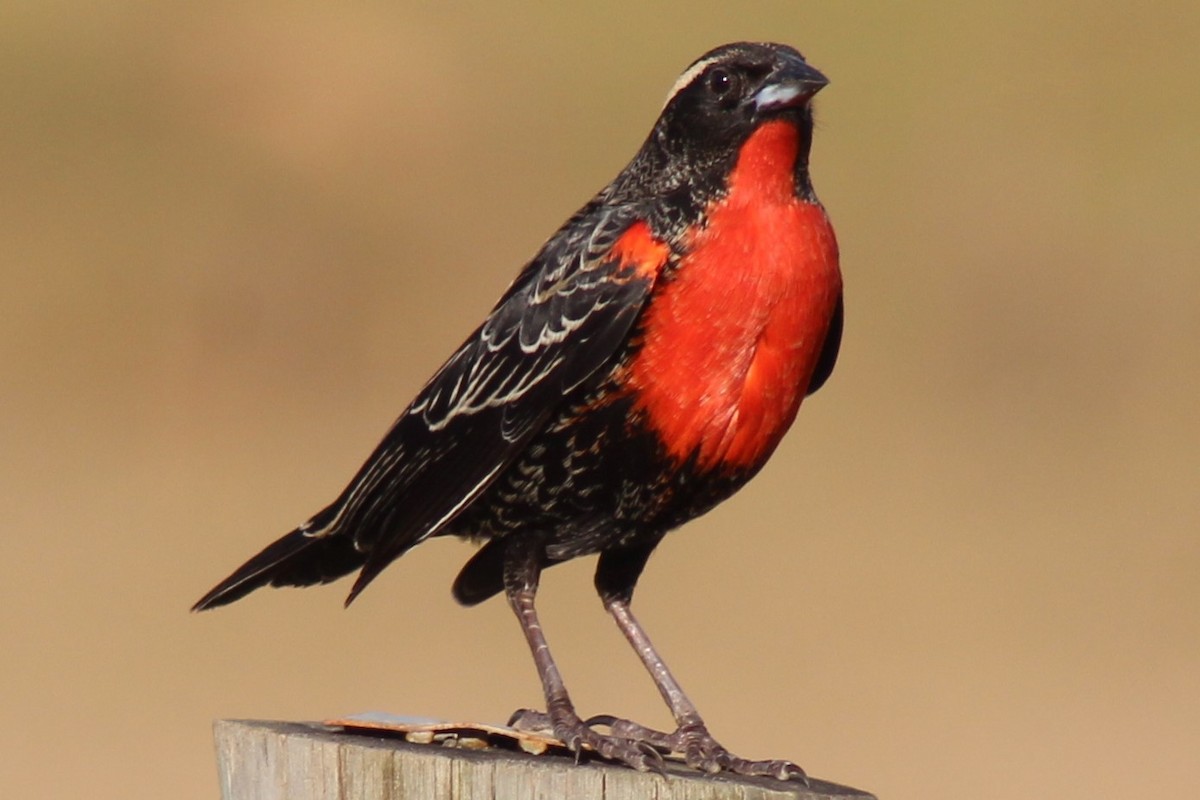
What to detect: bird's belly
<box><xmin>450</xmin><ymin>393</ymin><xmax>676</xmax><ymax>548</ymax></box>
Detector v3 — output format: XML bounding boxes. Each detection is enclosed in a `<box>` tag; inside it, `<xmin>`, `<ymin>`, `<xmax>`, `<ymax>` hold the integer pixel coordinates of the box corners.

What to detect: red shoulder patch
<box><xmin>609</xmin><ymin>220</ymin><xmax>671</xmax><ymax>281</ymax></box>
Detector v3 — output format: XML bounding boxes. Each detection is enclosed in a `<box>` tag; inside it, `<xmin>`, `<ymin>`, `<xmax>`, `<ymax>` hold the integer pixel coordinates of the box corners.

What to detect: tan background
<box><xmin>3</xmin><ymin>3</ymin><xmax>1197</xmax><ymax>799</ymax></box>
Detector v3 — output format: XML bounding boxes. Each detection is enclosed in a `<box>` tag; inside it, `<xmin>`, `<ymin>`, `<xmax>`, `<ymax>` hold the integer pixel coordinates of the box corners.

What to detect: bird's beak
<box><xmin>752</xmin><ymin>62</ymin><xmax>829</xmax><ymax>112</ymax></box>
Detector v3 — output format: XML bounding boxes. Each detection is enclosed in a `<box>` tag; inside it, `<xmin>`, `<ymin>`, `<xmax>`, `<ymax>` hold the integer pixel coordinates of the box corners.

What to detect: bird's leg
<box><xmin>592</xmin><ymin>545</ymin><xmax>807</xmax><ymax>782</ymax></box>
<box><xmin>603</xmin><ymin>597</ymin><xmax>805</xmax><ymax>781</ymax></box>
<box><xmin>502</xmin><ymin>537</ymin><xmax>663</xmax><ymax>773</ymax></box>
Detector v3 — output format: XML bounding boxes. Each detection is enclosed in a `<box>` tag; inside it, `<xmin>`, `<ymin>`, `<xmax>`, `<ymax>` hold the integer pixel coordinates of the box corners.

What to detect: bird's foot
<box><xmin>507</xmin><ymin>708</ymin><xmax>666</xmax><ymax>774</ymax></box>
<box><xmin>511</xmin><ymin>709</ymin><xmax>804</xmax><ymax>782</ymax></box>
<box><xmin>584</xmin><ymin>714</ymin><xmax>807</xmax><ymax>783</ymax></box>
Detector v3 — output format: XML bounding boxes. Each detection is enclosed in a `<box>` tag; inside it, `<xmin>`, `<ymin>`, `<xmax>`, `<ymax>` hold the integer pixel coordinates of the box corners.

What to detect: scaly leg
<box><xmin>591</xmin><ymin>543</ymin><xmax>807</xmax><ymax>782</ymax></box>
<box><xmin>502</xmin><ymin>536</ymin><xmax>663</xmax><ymax>772</ymax></box>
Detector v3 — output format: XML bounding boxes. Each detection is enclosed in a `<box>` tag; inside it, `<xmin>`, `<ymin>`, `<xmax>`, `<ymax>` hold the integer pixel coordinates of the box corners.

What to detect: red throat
<box><xmin>628</xmin><ymin>120</ymin><xmax>841</xmax><ymax>472</ymax></box>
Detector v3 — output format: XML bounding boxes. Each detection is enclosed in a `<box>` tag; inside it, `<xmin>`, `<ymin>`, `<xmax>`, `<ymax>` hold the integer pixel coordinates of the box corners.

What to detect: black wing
<box><xmin>805</xmin><ymin>291</ymin><xmax>843</xmax><ymax>396</ymax></box>
<box><xmin>194</xmin><ymin>204</ymin><xmax>664</xmax><ymax>610</ymax></box>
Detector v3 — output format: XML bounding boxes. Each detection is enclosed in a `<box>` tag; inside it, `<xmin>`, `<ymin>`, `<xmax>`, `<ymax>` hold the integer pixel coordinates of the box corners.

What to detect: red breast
<box><xmin>628</xmin><ymin>119</ymin><xmax>841</xmax><ymax>471</ymax></box>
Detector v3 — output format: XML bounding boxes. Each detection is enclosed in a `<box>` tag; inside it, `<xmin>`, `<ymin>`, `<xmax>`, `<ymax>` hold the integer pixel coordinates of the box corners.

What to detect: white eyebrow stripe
<box><xmin>662</xmin><ymin>55</ymin><xmax>721</xmax><ymax>109</ymax></box>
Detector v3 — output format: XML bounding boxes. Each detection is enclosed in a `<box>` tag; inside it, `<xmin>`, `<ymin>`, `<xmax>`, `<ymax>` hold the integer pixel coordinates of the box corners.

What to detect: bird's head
<box><xmin>616</xmin><ymin>42</ymin><xmax>829</xmax><ymax>207</ymax></box>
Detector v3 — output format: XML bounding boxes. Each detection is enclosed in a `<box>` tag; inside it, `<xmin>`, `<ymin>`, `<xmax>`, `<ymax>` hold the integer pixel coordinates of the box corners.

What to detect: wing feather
<box><xmin>315</xmin><ymin>206</ymin><xmax>671</xmax><ymax>602</ymax></box>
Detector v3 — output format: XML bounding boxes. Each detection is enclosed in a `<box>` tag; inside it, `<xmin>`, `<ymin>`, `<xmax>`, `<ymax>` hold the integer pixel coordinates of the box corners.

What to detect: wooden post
<box><xmin>213</xmin><ymin>720</ymin><xmax>875</xmax><ymax>800</ymax></box>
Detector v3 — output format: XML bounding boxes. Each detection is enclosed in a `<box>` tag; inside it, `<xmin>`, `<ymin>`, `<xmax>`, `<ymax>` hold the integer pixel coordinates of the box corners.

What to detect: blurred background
<box><xmin>2</xmin><ymin>2</ymin><xmax>1197</xmax><ymax>798</ymax></box>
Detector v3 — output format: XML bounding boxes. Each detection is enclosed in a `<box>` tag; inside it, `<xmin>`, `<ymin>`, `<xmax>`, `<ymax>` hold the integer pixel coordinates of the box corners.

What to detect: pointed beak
<box><xmin>752</xmin><ymin>61</ymin><xmax>829</xmax><ymax>112</ymax></box>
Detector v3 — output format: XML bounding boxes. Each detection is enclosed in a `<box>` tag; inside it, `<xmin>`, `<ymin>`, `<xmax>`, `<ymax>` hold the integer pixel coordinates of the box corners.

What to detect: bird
<box><xmin>194</xmin><ymin>41</ymin><xmax>842</xmax><ymax>781</ymax></box>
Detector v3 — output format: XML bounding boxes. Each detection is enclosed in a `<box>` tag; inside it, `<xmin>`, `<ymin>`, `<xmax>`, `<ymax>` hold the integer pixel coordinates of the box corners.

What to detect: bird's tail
<box><xmin>191</xmin><ymin>507</ymin><xmax>365</xmax><ymax>611</ymax></box>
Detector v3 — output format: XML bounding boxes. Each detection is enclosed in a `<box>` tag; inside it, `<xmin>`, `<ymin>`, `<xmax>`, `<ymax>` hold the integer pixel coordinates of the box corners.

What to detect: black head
<box><xmin>611</xmin><ymin>42</ymin><xmax>828</xmax><ymax>209</ymax></box>
<box><xmin>659</xmin><ymin>42</ymin><xmax>827</xmax><ymax>147</ymax></box>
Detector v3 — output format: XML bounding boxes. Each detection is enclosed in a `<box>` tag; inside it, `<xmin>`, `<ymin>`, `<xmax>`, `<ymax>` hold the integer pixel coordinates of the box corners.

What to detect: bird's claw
<box><xmin>668</xmin><ymin>721</ymin><xmax>808</xmax><ymax>784</ymax></box>
<box><xmin>508</xmin><ymin>707</ymin><xmax>668</xmax><ymax>774</ymax></box>
<box><xmin>511</xmin><ymin>708</ymin><xmax>805</xmax><ymax>782</ymax></box>
<box><xmin>584</xmin><ymin>714</ymin><xmax>676</xmax><ymax>749</ymax></box>
<box><xmin>636</xmin><ymin>740</ymin><xmax>668</xmax><ymax>776</ymax></box>
<box><xmin>585</xmin><ymin>716</ymin><xmax>807</xmax><ymax>782</ymax></box>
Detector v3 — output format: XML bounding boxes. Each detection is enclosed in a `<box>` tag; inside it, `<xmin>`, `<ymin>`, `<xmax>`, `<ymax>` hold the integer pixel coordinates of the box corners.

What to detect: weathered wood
<box><xmin>213</xmin><ymin>719</ymin><xmax>875</xmax><ymax>800</ymax></box>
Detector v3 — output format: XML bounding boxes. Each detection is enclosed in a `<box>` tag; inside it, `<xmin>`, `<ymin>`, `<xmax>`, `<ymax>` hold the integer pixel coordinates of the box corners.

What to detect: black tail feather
<box><xmin>192</xmin><ymin>526</ymin><xmax>365</xmax><ymax>611</ymax></box>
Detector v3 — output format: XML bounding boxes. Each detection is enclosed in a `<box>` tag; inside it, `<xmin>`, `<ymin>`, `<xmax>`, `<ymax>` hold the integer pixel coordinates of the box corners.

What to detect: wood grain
<box><xmin>212</xmin><ymin>719</ymin><xmax>874</xmax><ymax>800</ymax></box>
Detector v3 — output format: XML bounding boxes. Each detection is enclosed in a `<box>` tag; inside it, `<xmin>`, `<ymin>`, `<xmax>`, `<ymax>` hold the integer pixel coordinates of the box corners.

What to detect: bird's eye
<box><xmin>705</xmin><ymin>67</ymin><xmax>737</xmax><ymax>98</ymax></box>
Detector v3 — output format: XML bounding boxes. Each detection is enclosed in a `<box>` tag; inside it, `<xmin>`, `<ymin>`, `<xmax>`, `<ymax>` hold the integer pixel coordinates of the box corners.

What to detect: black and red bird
<box><xmin>195</xmin><ymin>42</ymin><xmax>842</xmax><ymax>780</ymax></box>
